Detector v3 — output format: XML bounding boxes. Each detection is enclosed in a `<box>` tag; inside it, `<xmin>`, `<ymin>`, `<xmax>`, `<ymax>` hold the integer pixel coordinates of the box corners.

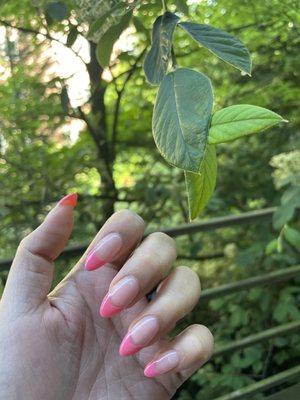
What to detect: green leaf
<box><xmin>265</xmin><ymin>239</ymin><xmax>278</xmax><ymax>255</ymax></box>
<box><xmin>88</xmin><ymin>3</ymin><xmax>125</xmax><ymax>38</ymax></box>
<box><xmin>152</xmin><ymin>68</ymin><xmax>214</xmax><ymax>172</ymax></box>
<box><xmin>283</xmin><ymin>225</ymin><xmax>300</xmax><ymax>249</ymax></box>
<box><xmin>175</xmin><ymin>0</ymin><xmax>189</xmax><ymax>15</ymax></box>
<box><xmin>96</xmin><ymin>11</ymin><xmax>132</xmax><ymax>68</ymax></box>
<box><xmin>185</xmin><ymin>145</ymin><xmax>217</xmax><ymax>220</ymax></box>
<box><xmin>45</xmin><ymin>2</ymin><xmax>68</xmax><ymax>21</ymax></box>
<box><xmin>66</xmin><ymin>25</ymin><xmax>78</xmax><ymax>47</ymax></box>
<box><xmin>87</xmin><ymin>1</ymin><xmax>140</xmax><ymax>40</ymax></box>
<box><xmin>208</xmin><ymin>105</ymin><xmax>285</xmax><ymax>144</ymax></box>
<box><xmin>179</xmin><ymin>22</ymin><xmax>251</xmax><ymax>74</ymax></box>
<box><xmin>133</xmin><ymin>16</ymin><xmax>150</xmax><ymax>40</ymax></box>
<box><xmin>281</xmin><ymin>186</ymin><xmax>300</xmax><ymax>207</ymax></box>
<box><xmin>273</xmin><ymin>204</ymin><xmax>295</xmax><ymax>230</ymax></box>
<box><xmin>143</xmin><ymin>12</ymin><xmax>180</xmax><ymax>85</ymax></box>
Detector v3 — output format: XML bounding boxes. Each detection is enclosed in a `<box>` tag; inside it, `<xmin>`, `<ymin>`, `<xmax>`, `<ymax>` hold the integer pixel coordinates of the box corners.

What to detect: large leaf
<box><xmin>152</xmin><ymin>68</ymin><xmax>214</xmax><ymax>172</ymax></box>
<box><xmin>179</xmin><ymin>22</ymin><xmax>251</xmax><ymax>74</ymax></box>
<box><xmin>96</xmin><ymin>11</ymin><xmax>132</xmax><ymax>68</ymax></box>
<box><xmin>143</xmin><ymin>12</ymin><xmax>180</xmax><ymax>85</ymax></box>
<box><xmin>45</xmin><ymin>2</ymin><xmax>68</xmax><ymax>21</ymax></box>
<box><xmin>283</xmin><ymin>225</ymin><xmax>300</xmax><ymax>249</ymax></box>
<box><xmin>185</xmin><ymin>145</ymin><xmax>217</xmax><ymax>220</ymax></box>
<box><xmin>208</xmin><ymin>105</ymin><xmax>285</xmax><ymax>144</ymax></box>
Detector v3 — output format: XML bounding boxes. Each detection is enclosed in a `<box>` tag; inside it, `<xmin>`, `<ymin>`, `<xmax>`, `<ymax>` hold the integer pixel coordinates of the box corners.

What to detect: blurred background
<box><xmin>0</xmin><ymin>0</ymin><xmax>299</xmax><ymax>398</ymax></box>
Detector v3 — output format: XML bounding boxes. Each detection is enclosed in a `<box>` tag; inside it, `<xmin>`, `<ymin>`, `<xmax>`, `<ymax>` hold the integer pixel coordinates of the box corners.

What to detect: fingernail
<box><xmin>58</xmin><ymin>193</ymin><xmax>77</xmax><ymax>207</ymax></box>
<box><xmin>119</xmin><ymin>316</ymin><xmax>159</xmax><ymax>356</ymax></box>
<box><xmin>144</xmin><ymin>350</ymin><xmax>180</xmax><ymax>378</ymax></box>
<box><xmin>85</xmin><ymin>233</ymin><xmax>122</xmax><ymax>271</ymax></box>
<box><xmin>100</xmin><ymin>276</ymin><xmax>140</xmax><ymax>318</ymax></box>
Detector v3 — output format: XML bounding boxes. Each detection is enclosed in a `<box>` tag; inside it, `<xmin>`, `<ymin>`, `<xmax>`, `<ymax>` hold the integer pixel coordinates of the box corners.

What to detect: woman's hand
<box><xmin>0</xmin><ymin>194</ymin><xmax>213</xmax><ymax>400</ymax></box>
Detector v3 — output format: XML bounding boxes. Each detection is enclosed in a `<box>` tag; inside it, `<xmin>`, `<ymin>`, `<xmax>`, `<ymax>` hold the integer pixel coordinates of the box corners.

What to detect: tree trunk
<box><xmin>87</xmin><ymin>42</ymin><xmax>117</xmax><ymax>223</ymax></box>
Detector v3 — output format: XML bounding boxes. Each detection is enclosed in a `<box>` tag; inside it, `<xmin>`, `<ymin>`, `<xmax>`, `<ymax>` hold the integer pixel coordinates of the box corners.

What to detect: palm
<box><xmin>47</xmin><ymin>265</ymin><xmax>182</xmax><ymax>400</ymax></box>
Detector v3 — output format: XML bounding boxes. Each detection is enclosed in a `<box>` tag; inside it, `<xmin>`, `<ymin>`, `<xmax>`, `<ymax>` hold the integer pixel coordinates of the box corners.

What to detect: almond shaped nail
<box><xmin>144</xmin><ymin>350</ymin><xmax>180</xmax><ymax>378</ymax></box>
<box><xmin>85</xmin><ymin>232</ymin><xmax>123</xmax><ymax>271</ymax></box>
<box><xmin>99</xmin><ymin>293</ymin><xmax>122</xmax><ymax>318</ymax></box>
<box><xmin>58</xmin><ymin>193</ymin><xmax>77</xmax><ymax>207</ymax></box>
<box><xmin>119</xmin><ymin>316</ymin><xmax>159</xmax><ymax>356</ymax></box>
<box><xmin>100</xmin><ymin>276</ymin><xmax>140</xmax><ymax>318</ymax></box>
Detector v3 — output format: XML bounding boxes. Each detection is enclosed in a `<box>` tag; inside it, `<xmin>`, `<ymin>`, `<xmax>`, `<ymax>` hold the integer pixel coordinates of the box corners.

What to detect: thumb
<box><xmin>1</xmin><ymin>193</ymin><xmax>77</xmax><ymax>315</ymax></box>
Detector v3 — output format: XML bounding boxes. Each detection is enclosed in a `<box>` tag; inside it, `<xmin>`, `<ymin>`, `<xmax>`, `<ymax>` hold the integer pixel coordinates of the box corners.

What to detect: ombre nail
<box><xmin>144</xmin><ymin>350</ymin><xmax>180</xmax><ymax>378</ymax></box>
<box><xmin>100</xmin><ymin>276</ymin><xmax>140</xmax><ymax>318</ymax></box>
<box><xmin>119</xmin><ymin>316</ymin><xmax>159</xmax><ymax>356</ymax></box>
<box><xmin>85</xmin><ymin>232</ymin><xmax>123</xmax><ymax>271</ymax></box>
<box><xmin>58</xmin><ymin>193</ymin><xmax>78</xmax><ymax>207</ymax></box>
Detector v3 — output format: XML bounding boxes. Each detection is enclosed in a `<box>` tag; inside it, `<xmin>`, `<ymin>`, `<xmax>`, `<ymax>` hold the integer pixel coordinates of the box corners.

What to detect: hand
<box><xmin>0</xmin><ymin>194</ymin><xmax>213</xmax><ymax>400</ymax></box>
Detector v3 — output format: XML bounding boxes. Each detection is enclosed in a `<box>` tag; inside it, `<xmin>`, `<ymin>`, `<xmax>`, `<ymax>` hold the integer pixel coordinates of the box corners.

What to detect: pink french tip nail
<box><xmin>84</xmin><ymin>232</ymin><xmax>123</xmax><ymax>271</ymax></box>
<box><xmin>119</xmin><ymin>335</ymin><xmax>143</xmax><ymax>357</ymax></box>
<box><xmin>144</xmin><ymin>362</ymin><xmax>159</xmax><ymax>378</ymax></box>
<box><xmin>99</xmin><ymin>276</ymin><xmax>140</xmax><ymax>318</ymax></box>
<box><xmin>119</xmin><ymin>316</ymin><xmax>159</xmax><ymax>357</ymax></box>
<box><xmin>144</xmin><ymin>350</ymin><xmax>180</xmax><ymax>378</ymax></box>
<box><xmin>99</xmin><ymin>293</ymin><xmax>122</xmax><ymax>318</ymax></box>
<box><xmin>85</xmin><ymin>253</ymin><xmax>106</xmax><ymax>271</ymax></box>
<box><xmin>58</xmin><ymin>193</ymin><xmax>78</xmax><ymax>207</ymax></box>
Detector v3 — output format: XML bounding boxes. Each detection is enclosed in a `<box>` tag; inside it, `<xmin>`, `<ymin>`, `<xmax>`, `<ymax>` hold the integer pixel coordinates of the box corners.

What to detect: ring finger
<box><xmin>119</xmin><ymin>266</ymin><xmax>201</xmax><ymax>356</ymax></box>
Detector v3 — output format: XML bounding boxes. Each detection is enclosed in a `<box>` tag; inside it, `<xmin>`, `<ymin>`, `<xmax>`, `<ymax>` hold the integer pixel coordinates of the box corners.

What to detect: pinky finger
<box><xmin>144</xmin><ymin>324</ymin><xmax>214</xmax><ymax>379</ymax></box>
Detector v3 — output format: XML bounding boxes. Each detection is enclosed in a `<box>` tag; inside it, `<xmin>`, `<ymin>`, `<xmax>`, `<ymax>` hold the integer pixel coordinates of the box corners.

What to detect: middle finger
<box><xmin>100</xmin><ymin>232</ymin><xmax>177</xmax><ymax>318</ymax></box>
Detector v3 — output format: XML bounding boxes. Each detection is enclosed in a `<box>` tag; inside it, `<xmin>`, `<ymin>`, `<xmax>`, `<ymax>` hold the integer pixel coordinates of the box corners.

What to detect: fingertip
<box><xmin>84</xmin><ymin>251</ymin><xmax>106</xmax><ymax>271</ymax></box>
<box><xmin>58</xmin><ymin>193</ymin><xmax>78</xmax><ymax>208</ymax></box>
<box><xmin>99</xmin><ymin>294</ymin><xmax>122</xmax><ymax>318</ymax></box>
<box><xmin>144</xmin><ymin>362</ymin><xmax>158</xmax><ymax>378</ymax></box>
<box><xmin>119</xmin><ymin>335</ymin><xmax>143</xmax><ymax>357</ymax></box>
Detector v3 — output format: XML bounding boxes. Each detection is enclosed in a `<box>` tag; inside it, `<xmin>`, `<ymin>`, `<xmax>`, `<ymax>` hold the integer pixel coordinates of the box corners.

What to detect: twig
<box><xmin>0</xmin><ymin>19</ymin><xmax>87</xmax><ymax>67</ymax></box>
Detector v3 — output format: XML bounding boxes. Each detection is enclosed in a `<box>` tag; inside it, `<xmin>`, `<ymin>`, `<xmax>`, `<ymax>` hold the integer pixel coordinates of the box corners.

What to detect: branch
<box><xmin>77</xmin><ymin>106</ymin><xmax>114</xmax><ymax>178</ymax></box>
<box><xmin>111</xmin><ymin>48</ymin><xmax>147</xmax><ymax>156</ymax></box>
<box><xmin>0</xmin><ymin>19</ymin><xmax>87</xmax><ymax>67</ymax></box>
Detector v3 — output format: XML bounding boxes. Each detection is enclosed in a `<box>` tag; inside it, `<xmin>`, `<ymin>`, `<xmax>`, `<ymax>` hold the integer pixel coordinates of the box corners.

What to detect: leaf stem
<box><xmin>162</xmin><ymin>0</ymin><xmax>167</xmax><ymax>11</ymax></box>
<box><xmin>171</xmin><ymin>46</ymin><xmax>178</xmax><ymax>68</ymax></box>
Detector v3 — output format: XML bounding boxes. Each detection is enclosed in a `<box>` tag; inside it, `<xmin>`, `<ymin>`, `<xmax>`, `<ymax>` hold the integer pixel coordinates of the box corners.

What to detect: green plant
<box><xmin>142</xmin><ymin>4</ymin><xmax>286</xmax><ymax>220</ymax></box>
<box><xmin>35</xmin><ymin>0</ymin><xmax>287</xmax><ymax>221</ymax></box>
<box><xmin>267</xmin><ymin>150</ymin><xmax>300</xmax><ymax>253</ymax></box>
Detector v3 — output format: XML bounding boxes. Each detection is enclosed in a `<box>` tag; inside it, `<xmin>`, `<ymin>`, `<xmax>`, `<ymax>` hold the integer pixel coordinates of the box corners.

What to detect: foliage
<box><xmin>141</xmin><ymin>4</ymin><xmax>285</xmax><ymax>220</ymax></box>
<box><xmin>269</xmin><ymin>150</ymin><xmax>300</xmax><ymax>253</ymax></box>
<box><xmin>0</xmin><ymin>0</ymin><xmax>299</xmax><ymax>398</ymax></box>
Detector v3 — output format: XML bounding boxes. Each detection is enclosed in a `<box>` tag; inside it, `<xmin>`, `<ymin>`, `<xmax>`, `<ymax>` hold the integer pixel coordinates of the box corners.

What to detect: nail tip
<box><xmin>144</xmin><ymin>364</ymin><xmax>157</xmax><ymax>378</ymax></box>
<box><xmin>99</xmin><ymin>296</ymin><xmax>122</xmax><ymax>318</ymax></box>
<box><xmin>84</xmin><ymin>255</ymin><xmax>105</xmax><ymax>271</ymax></box>
<box><xmin>58</xmin><ymin>193</ymin><xmax>78</xmax><ymax>207</ymax></box>
<box><xmin>119</xmin><ymin>336</ymin><xmax>142</xmax><ymax>357</ymax></box>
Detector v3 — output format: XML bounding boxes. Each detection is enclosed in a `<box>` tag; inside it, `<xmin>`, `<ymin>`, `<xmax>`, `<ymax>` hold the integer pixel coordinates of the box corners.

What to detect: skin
<box><xmin>0</xmin><ymin>200</ymin><xmax>214</xmax><ymax>400</ymax></box>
